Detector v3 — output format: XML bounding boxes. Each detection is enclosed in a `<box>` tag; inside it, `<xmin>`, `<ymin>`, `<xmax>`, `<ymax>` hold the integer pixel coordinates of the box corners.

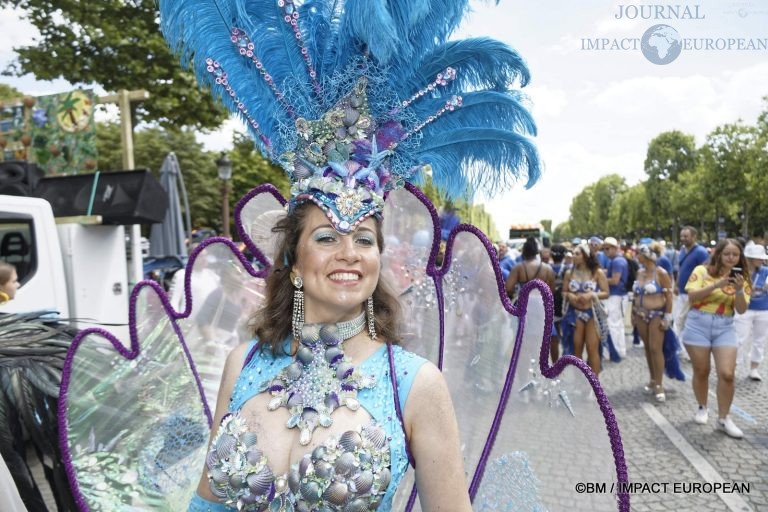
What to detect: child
<box><xmin>0</xmin><ymin>262</ymin><xmax>20</xmax><ymax>304</ymax></box>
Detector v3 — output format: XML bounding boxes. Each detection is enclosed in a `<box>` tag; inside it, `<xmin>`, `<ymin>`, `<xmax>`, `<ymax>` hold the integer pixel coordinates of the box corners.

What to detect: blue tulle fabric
<box><xmin>663</xmin><ymin>330</ymin><xmax>685</xmax><ymax>381</ymax></box>
<box><xmin>474</xmin><ymin>451</ymin><xmax>546</xmax><ymax>512</ymax></box>
<box><xmin>190</xmin><ymin>340</ymin><xmax>426</xmax><ymax>510</ymax></box>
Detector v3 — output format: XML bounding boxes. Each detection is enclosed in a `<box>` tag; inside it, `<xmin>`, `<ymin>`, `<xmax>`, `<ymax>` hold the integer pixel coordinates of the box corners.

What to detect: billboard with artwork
<box><xmin>0</xmin><ymin>89</ymin><xmax>97</xmax><ymax>175</ymax></box>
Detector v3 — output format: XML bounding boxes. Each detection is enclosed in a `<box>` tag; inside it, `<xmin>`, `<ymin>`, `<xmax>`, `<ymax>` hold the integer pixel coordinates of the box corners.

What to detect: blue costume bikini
<box><xmin>631</xmin><ymin>269</ymin><xmax>685</xmax><ymax>381</ymax></box>
<box><xmin>632</xmin><ymin>271</ymin><xmax>667</xmax><ymax>323</ymax></box>
<box><xmin>190</xmin><ymin>341</ymin><xmax>426</xmax><ymax>511</ymax></box>
<box><xmin>566</xmin><ymin>277</ymin><xmax>598</xmax><ymax>322</ymax></box>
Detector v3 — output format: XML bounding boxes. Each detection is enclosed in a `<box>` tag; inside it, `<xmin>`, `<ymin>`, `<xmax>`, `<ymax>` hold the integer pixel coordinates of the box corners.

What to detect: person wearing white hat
<box><xmin>734</xmin><ymin>243</ymin><xmax>768</xmax><ymax>382</ymax></box>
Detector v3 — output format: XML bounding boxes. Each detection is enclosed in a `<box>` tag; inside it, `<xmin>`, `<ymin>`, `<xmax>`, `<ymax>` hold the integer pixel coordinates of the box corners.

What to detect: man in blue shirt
<box><xmin>734</xmin><ymin>243</ymin><xmax>768</xmax><ymax>381</ymax></box>
<box><xmin>604</xmin><ymin>236</ymin><xmax>628</xmax><ymax>358</ymax></box>
<box><xmin>589</xmin><ymin>236</ymin><xmax>610</xmax><ymax>269</ymax></box>
<box><xmin>656</xmin><ymin>241</ymin><xmax>674</xmax><ymax>275</ymax></box>
<box><xmin>497</xmin><ymin>241</ymin><xmax>515</xmax><ymax>282</ymax></box>
<box><xmin>673</xmin><ymin>226</ymin><xmax>710</xmax><ymax>340</ymax></box>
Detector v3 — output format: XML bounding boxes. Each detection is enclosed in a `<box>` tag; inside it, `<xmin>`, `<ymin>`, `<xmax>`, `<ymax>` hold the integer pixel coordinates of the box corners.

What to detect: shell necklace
<box><xmin>260</xmin><ymin>311</ymin><xmax>376</xmax><ymax>445</ymax></box>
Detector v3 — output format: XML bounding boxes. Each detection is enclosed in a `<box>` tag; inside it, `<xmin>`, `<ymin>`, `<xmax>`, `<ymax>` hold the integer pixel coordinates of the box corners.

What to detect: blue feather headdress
<box><xmin>159</xmin><ymin>0</ymin><xmax>540</xmax><ymax>232</ymax></box>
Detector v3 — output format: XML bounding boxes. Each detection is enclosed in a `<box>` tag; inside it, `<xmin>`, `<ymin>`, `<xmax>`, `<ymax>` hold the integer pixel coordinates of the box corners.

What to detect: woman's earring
<box><xmin>291</xmin><ymin>272</ymin><xmax>304</xmax><ymax>340</ymax></box>
<box><xmin>367</xmin><ymin>296</ymin><xmax>377</xmax><ymax>340</ymax></box>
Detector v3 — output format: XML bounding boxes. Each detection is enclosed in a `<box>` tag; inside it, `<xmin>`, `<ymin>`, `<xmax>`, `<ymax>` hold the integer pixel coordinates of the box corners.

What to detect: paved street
<box><xmin>600</xmin><ymin>334</ymin><xmax>768</xmax><ymax>512</ymax></box>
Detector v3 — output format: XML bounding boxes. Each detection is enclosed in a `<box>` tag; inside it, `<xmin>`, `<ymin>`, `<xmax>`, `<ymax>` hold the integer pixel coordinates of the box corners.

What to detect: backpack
<box><xmin>625</xmin><ymin>258</ymin><xmax>639</xmax><ymax>293</ymax></box>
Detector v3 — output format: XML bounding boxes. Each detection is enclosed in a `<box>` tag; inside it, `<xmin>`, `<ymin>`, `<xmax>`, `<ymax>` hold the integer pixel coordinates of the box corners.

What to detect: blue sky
<box><xmin>2</xmin><ymin>1</ymin><xmax>767</xmax><ymax>238</ymax></box>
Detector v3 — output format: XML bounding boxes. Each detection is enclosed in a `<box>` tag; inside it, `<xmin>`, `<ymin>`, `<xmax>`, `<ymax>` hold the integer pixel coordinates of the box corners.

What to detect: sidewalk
<box><xmin>600</xmin><ymin>336</ymin><xmax>768</xmax><ymax>512</ymax></box>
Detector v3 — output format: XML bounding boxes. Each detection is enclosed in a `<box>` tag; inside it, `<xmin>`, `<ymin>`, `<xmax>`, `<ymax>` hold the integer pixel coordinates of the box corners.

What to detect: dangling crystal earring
<box><xmin>291</xmin><ymin>272</ymin><xmax>304</xmax><ymax>341</ymax></box>
<box><xmin>367</xmin><ymin>296</ymin><xmax>377</xmax><ymax>340</ymax></box>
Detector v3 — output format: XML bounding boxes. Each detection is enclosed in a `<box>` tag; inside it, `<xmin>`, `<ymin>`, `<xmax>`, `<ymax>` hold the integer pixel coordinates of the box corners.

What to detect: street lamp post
<box><xmin>216</xmin><ymin>152</ymin><xmax>233</xmax><ymax>239</ymax></box>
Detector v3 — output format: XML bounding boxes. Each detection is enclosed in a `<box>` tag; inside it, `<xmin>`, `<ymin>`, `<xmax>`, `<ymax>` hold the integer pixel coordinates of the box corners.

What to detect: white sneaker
<box><xmin>716</xmin><ymin>416</ymin><xmax>744</xmax><ymax>439</ymax></box>
<box><xmin>693</xmin><ymin>406</ymin><xmax>708</xmax><ymax>425</ymax></box>
<box><xmin>748</xmin><ymin>369</ymin><xmax>762</xmax><ymax>381</ymax></box>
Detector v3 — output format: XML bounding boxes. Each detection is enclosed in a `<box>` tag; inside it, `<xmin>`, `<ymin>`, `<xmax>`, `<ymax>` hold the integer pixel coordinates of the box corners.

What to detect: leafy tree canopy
<box><xmin>2</xmin><ymin>0</ymin><xmax>228</xmax><ymax>129</ymax></box>
<box><xmin>96</xmin><ymin>122</ymin><xmax>287</xmax><ymax>235</ymax></box>
<box><xmin>0</xmin><ymin>83</ymin><xmax>23</xmax><ymax>102</ymax></box>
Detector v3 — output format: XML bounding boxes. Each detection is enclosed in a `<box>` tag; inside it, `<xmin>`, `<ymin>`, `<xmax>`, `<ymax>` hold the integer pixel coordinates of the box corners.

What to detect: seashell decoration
<box><xmin>343</xmin><ymin>497</ymin><xmax>370</xmax><ymax>512</ymax></box>
<box><xmin>334</xmin><ymin>451</ymin><xmax>357</xmax><ymax>477</ymax></box>
<box><xmin>242</xmin><ymin>431</ymin><xmax>259</xmax><ymax>448</ymax></box>
<box><xmin>323</xmin><ymin>481</ymin><xmax>349</xmax><ymax>505</ymax></box>
<box><xmin>362</xmin><ymin>424</ymin><xmax>387</xmax><ymax>449</ymax></box>
<box><xmin>339</xmin><ymin>430</ymin><xmax>363</xmax><ymax>452</ymax></box>
<box><xmin>246</xmin><ymin>467</ymin><xmax>274</xmax><ymax>495</ymax></box>
<box><xmin>300</xmin><ymin>480</ymin><xmax>323</xmax><ymax>502</ymax></box>
<box><xmin>377</xmin><ymin>467</ymin><xmax>391</xmax><ymax>490</ymax></box>
<box><xmin>353</xmin><ymin>470</ymin><xmax>374</xmax><ymax>494</ymax></box>
<box><xmin>215</xmin><ymin>433</ymin><xmax>237</xmax><ymax>460</ymax></box>
<box><xmin>314</xmin><ymin>460</ymin><xmax>333</xmax><ymax>479</ymax></box>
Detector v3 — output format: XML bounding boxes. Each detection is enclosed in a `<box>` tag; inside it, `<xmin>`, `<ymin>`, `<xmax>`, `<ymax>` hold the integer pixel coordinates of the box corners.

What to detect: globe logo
<box><xmin>641</xmin><ymin>24</ymin><xmax>682</xmax><ymax>65</ymax></box>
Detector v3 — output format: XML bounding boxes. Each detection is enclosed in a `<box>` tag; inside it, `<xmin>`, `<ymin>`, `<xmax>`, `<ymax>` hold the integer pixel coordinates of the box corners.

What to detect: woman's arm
<box><xmin>686</xmin><ymin>275</ymin><xmax>728</xmax><ymax>303</ymax></box>
<box><xmin>595</xmin><ymin>269</ymin><xmax>610</xmax><ymax>301</ymax></box>
<box><xmin>562</xmin><ymin>269</ymin><xmax>574</xmax><ymax>305</ymax></box>
<box><xmin>505</xmin><ymin>264</ymin><xmax>520</xmax><ymax>299</ymax></box>
<box><xmin>732</xmin><ymin>273</ymin><xmax>749</xmax><ymax>314</ymax></box>
<box><xmin>544</xmin><ymin>265</ymin><xmax>556</xmax><ymax>293</ymax></box>
<box><xmin>659</xmin><ymin>268</ymin><xmax>673</xmax><ymax>315</ymax></box>
<box><xmin>195</xmin><ymin>342</ymin><xmax>253</xmax><ymax>500</ymax></box>
<box><xmin>404</xmin><ymin>362</ymin><xmax>472</xmax><ymax>511</ymax></box>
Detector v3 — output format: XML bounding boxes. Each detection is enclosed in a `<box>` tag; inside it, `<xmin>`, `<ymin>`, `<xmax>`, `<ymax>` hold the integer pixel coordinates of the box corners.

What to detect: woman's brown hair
<box><xmin>252</xmin><ymin>203</ymin><xmax>402</xmax><ymax>354</ymax></box>
<box><xmin>574</xmin><ymin>244</ymin><xmax>600</xmax><ymax>274</ymax></box>
<box><xmin>707</xmin><ymin>238</ymin><xmax>751</xmax><ymax>285</ymax></box>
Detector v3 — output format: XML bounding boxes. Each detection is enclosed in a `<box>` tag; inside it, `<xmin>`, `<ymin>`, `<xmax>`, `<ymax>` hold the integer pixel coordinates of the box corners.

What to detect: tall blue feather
<box><xmin>158</xmin><ymin>0</ymin><xmax>540</xmax><ymax>199</ymax></box>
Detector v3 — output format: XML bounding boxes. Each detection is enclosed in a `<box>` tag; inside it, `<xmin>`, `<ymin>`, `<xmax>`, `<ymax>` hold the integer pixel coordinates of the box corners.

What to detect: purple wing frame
<box><xmin>58</xmin><ymin>183</ymin><xmax>629</xmax><ymax>511</ymax></box>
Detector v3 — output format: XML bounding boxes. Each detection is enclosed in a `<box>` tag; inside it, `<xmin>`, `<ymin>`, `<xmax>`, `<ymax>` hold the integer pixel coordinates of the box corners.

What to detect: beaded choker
<box><xmin>260</xmin><ymin>312</ymin><xmax>376</xmax><ymax>445</ymax></box>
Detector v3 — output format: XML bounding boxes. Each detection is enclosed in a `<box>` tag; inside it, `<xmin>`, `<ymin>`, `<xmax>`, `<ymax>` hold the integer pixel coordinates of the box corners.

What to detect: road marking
<box><xmin>681</xmin><ymin>371</ymin><xmax>757</xmax><ymax>424</ymax></box>
<box><xmin>641</xmin><ymin>403</ymin><xmax>753</xmax><ymax>512</ymax></box>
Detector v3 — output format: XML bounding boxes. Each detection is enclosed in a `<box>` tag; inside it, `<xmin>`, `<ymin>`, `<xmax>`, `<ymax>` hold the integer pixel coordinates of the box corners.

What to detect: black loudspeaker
<box><xmin>32</xmin><ymin>169</ymin><xmax>169</xmax><ymax>224</ymax></box>
<box><xmin>0</xmin><ymin>160</ymin><xmax>44</xmax><ymax>197</ymax></box>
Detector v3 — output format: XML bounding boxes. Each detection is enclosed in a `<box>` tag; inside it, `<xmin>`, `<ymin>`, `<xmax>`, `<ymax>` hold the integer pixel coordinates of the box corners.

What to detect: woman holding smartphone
<box><xmin>682</xmin><ymin>239</ymin><xmax>751</xmax><ymax>438</ymax></box>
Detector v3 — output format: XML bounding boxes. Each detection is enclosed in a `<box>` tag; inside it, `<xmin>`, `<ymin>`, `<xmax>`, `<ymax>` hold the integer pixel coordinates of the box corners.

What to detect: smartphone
<box><xmin>729</xmin><ymin>267</ymin><xmax>742</xmax><ymax>278</ymax></box>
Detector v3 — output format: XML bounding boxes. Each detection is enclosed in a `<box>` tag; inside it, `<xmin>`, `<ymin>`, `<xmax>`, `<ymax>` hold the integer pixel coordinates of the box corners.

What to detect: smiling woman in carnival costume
<box><xmin>58</xmin><ymin>1</ymin><xmax>631</xmax><ymax>511</ymax></box>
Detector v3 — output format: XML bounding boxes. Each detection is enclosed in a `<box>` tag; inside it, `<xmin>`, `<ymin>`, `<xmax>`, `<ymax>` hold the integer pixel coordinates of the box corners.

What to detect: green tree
<box><xmin>700</xmin><ymin>123</ymin><xmax>758</xmax><ymax>237</ymax></box>
<box><xmin>229</xmin><ymin>131</ymin><xmax>290</xmax><ymax>207</ymax></box>
<box><xmin>668</xmin><ymin>165</ymin><xmax>710</xmax><ymax>237</ymax></box>
<box><xmin>0</xmin><ymin>84</ymin><xmax>23</xmax><ymax>102</ymax></box>
<box><xmin>590</xmin><ymin>174</ymin><xmax>627</xmax><ymax>235</ymax></box>
<box><xmin>568</xmin><ymin>185</ymin><xmax>595</xmax><ymax>236</ymax></box>
<box><xmin>2</xmin><ymin>0</ymin><xmax>227</xmax><ymax>129</ymax></box>
<box><xmin>610</xmin><ymin>183</ymin><xmax>652</xmax><ymax>241</ymax></box>
<box><xmin>644</xmin><ymin>131</ymin><xmax>697</xmax><ymax>235</ymax></box>
<box><xmin>96</xmin><ymin>122</ymin><xmax>222</xmax><ymax>231</ymax></box>
<box><xmin>553</xmin><ymin>221</ymin><xmax>572</xmax><ymax>243</ymax></box>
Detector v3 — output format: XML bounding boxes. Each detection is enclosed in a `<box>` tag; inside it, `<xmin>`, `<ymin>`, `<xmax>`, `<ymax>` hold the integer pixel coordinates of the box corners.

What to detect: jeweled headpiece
<box><xmin>160</xmin><ymin>0</ymin><xmax>540</xmax><ymax>232</ymax></box>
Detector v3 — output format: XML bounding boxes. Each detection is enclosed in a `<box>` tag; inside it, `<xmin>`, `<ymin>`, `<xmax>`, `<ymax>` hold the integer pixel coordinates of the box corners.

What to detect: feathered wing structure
<box><xmin>157</xmin><ymin>0</ymin><xmax>539</xmax><ymax>201</ymax></box>
<box><xmin>0</xmin><ymin>311</ymin><xmax>79</xmax><ymax>512</ymax></box>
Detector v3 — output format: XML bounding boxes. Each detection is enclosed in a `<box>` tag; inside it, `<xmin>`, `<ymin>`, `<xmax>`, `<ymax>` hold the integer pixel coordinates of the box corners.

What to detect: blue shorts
<box><xmin>682</xmin><ymin>308</ymin><xmax>737</xmax><ymax>348</ymax></box>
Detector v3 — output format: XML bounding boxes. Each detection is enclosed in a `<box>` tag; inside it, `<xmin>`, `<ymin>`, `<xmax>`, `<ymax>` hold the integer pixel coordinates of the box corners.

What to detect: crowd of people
<box><xmin>498</xmin><ymin>226</ymin><xmax>767</xmax><ymax>439</ymax></box>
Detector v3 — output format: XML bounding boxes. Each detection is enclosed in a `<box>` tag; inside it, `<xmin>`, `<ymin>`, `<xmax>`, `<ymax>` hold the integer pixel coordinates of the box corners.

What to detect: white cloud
<box><xmin>195</xmin><ymin>117</ymin><xmax>245</xmax><ymax>152</ymax></box>
<box><xmin>589</xmin><ymin>61</ymin><xmax>768</xmax><ymax>141</ymax></box>
<box><xmin>594</xmin><ymin>16</ymin><xmax>644</xmax><ymax>36</ymax></box>
<box><xmin>528</xmin><ymin>85</ymin><xmax>568</xmax><ymax>118</ymax></box>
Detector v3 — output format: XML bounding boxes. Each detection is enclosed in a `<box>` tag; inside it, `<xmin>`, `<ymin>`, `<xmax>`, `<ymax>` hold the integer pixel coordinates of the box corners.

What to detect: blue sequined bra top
<box><xmin>568</xmin><ymin>278</ymin><xmax>597</xmax><ymax>293</ymax></box>
<box><xmin>189</xmin><ymin>340</ymin><xmax>426</xmax><ymax>512</ymax></box>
